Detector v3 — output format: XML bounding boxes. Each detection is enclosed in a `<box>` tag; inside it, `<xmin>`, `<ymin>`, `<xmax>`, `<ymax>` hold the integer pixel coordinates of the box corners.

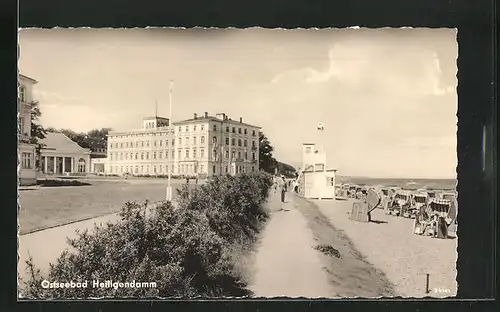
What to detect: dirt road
<box><xmin>248</xmin><ymin>192</ymin><xmax>333</xmax><ymax>298</ymax></box>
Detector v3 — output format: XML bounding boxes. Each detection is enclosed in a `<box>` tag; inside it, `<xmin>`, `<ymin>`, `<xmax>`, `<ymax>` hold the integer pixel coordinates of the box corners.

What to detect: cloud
<box><xmin>34</xmin><ymin>90</ymin><xmax>82</xmax><ymax>104</ymax></box>
<box><xmin>271</xmin><ymin>42</ymin><xmax>456</xmax><ymax>97</ymax></box>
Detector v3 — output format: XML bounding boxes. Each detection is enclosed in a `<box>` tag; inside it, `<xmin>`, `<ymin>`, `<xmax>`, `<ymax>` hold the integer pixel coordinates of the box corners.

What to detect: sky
<box><xmin>18</xmin><ymin>28</ymin><xmax>458</xmax><ymax>179</ymax></box>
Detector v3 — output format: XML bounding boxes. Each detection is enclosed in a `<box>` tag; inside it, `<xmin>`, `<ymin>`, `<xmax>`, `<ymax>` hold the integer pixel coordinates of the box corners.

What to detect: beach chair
<box><xmin>413</xmin><ymin>198</ymin><xmax>457</xmax><ymax>238</ymax></box>
<box><xmin>350</xmin><ymin>189</ymin><xmax>381</xmax><ymax>222</ymax></box>
<box><xmin>388</xmin><ymin>191</ymin><xmax>410</xmax><ymax>217</ymax></box>
<box><xmin>409</xmin><ymin>192</ymin><xmax>428</xmax><ymax>219</ymax></box>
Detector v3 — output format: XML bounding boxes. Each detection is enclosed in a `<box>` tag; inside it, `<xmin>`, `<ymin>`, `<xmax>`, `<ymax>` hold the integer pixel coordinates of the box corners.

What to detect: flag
<box><xmin>317</xmin><ymin>122</ymin><xmax>324</xmax><ymax>131</ymax></box>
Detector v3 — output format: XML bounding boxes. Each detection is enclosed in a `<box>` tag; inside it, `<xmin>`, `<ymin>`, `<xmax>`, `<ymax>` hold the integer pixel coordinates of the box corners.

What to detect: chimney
<box><xmin>239</xmin><ymin>117</ymin><xmax>242</xmax><ymax>123</ymax></box>
<box><xmin>222</xmin><ymin>113</ymin><xmax>226</xmax><ymax>120</ymax></box>
<box><xmin>204</xmin><ymin>112</ymin><xmax>208</xmax><ymax>118</ymax></box>
<box><xmin>193</xmin><ymin>113</ymin><xmax>197</xmax><ymax>119</ymax></box>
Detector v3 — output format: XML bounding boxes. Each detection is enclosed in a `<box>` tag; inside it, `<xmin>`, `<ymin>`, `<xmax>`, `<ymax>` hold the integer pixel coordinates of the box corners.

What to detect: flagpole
<box><xmin>167</xmin><ymin>80</ymin><xmax>173</xmax><ymax>201</ymax></box>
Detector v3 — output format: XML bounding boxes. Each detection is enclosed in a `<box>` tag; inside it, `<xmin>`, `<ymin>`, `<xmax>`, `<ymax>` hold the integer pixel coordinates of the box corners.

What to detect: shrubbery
<box><xmin>21</xmin><ymin>171</ymin><xmax>273</xmax><ymax>298</ymax></box>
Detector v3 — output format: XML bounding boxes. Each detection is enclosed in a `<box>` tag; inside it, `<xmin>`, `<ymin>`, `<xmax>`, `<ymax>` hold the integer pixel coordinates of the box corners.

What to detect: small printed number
<box><xmin>433</xmin><ymin>288</ymin><xmax>451</xmax><ymax>294</ymax></box>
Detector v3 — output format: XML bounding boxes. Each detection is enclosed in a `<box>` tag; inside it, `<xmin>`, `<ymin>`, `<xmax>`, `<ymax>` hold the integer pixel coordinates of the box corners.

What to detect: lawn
<box><xmin>18</xmin><ymin>179</ymin><xmax>194</xmax><ymax>235</ymax></box>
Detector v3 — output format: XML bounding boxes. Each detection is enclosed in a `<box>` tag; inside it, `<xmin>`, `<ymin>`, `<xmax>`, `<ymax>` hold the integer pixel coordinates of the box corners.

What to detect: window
<box><xmin>153</xmin><ymin>165</ymin><xmax>157</xmax><ymax>173</ymax></box>
<box><xmin>200</xmin><ymin>149</ymin><xmax>205</xmax><ymax>158</ymax></box>
<box><xmin>244</xmin><ymin>151</ymin><xmax>248</xmax><ymax>160</ymax></box>
<box><xmin>200</xmin><ymin>164</ymin><xmax>204</xmax><ymax>173</ymax></box>
<box><xmin>244</xmin><ymin>140</ymin><xmax>248</xmax><ymax>147</ymax></box>
<box><xmin>226</xmin><ymin>126</ymin><xmax>229</xmax><ymax>132</ymax></box>
<box><xmin>136</xmin><ymin>141</ymin><xmax>139</xmax><ymax>147</ymax></box>
<box><xmin>252</xmin><ymin>166</ymin><xmax>255</xmax><ymax>172</ymax></box>
<box><xmin>178</xmin><ymin>126</ymin><xmax>182</xmax><ymax>132</ymax></box>
<box><xmin>238</xmin><ymin>139</ymin><xmax>242</xmax><ymax>146</ymax></box>
<box><xmin>213</xmin><ymin>149</ymin><xmax>217</xmax><ymax>160</ymax></box>
<box><xmin>193</xmin><ymin>125</ymin><xmax>197</xmax><ymax>131</ymax></box>
<box><xmin>178</xmin><ymin>137</ymin><xmax>182</xmax><ymax>145</ymax></box>
<box><xmin>252</xmin><ymin>152</ymin><xmax>256</xmax><ymax>160</ymax></box>
<box><xmin>225</xmin><ymin>166</ymin><xmax>228</xmax><ymax>173</ymax></box>
<box><xmin>171</xmin><ymin>140</ymin><xmax>174</xmax><ymax>146</ymax></box>
<box><xmin>252</xmin><ymin>130</ymin><xmax>256</xmax><ymax>136</ymax></box>
<box><xmin>232</xmin><ymin>127</ymin><xmax>235</xmax><ymax>133</ymax></box>
<box><xmin>130</xmin><ymin>141</ymin><xmax>133</xmax><ymax>147</ymax></box>
<box><xmin>193</xmin><ymin>136</ymin><xmax>196</xmax><ymax>144</ymax></box>
<box><xmin>185</xmin><ymin>136</ymin><xmax>189</xmax><ymax>145</ymax></box>
<box><xmin>120</xmin><ymin>143</ymin><xmax>123</xmax><ymax>148</ymax></box>
<box><xmin>19</xmin><ymin>85</ymin><xmax>26</xmax><ymax>102</ymax></box>
<box><xmin>238</xmin><ymin>128</ymin><xmax>241</xmax><ymax>134</ymax></box>
<box><xmin>306</xmin><ymin>147</ymin><xmax>312</xmax><ymax>153</ymax></box>
<box><xmin>185</xmin><ymin>149</ymin><xmax>189</xmax><ymax>158</ymax></box>
<box><xmin>178</xmin><ymin>150</ymin><xmax>181</xmax><ymax>159</ymax></box>
<box><xmin>225</xmin><ymin>138</ymin><xmax>229</xmax><ymax>145</ymax></box>
<box><xmin>172</xmin><ymin>150</ymin><xmax>175</xmax><ymax>159</ymax></box>
<box><xmin>252</xmin><ymin>141</ymin><xmax>256</xmax><ymax>148</ymax></box>
<box><xmin>21</xmin><ymin>152</ymin><xmax>33</xmax><ymax>169</ymax></box>
<box><xmin>140</xmin><ymin>165</ymin><xmax>144</xmax><ymax>173</ymax></box>
<box><xmin>213</xmin><ymin>165</ymin><xmax>216</xmax><ymax>174</ymax></box>
<box><xmin>141</xmin><ymin>153</ymin><xmax>144</xmax><ymax>160</ymax></box>
<box><xmin>315</xmin><ymin>164</ymin><xmax>325</xmax><ymax>172</ymax></box>
<box><xmin>201</xmin><ymin>136</ymin><xmax>205</xmax><ymax>144</ymax></box>
<box><xmin>135</xmin><ymin>166</ymin><xmax>138</xmax><ymax>173</ymax></box>
<box><xmin>231</xmin><ymin>138</ymin><xmax>235</xmax><ymax>145</ymax></box>
<box><xmin>153</xmin><ymin>140</ymin><xmax>157</xmax><ymax>147</ymax></box>
<box><xmin>140</xmin><ymin>141</ymin><xmax>144</xmax><ymax>147</ymax></box>
<box><xmin>185</xmin><ymin>126</ymin><xmax>189</xmax><ymax>132</ymax></box>
<box><xmin>153</xmin><ymin>152</ymin><xmax>156</xmax><ymax>159</ymax></box>
<box><xmin>193</xmin><ymin>148</ymin><xmax>197</xmax><ymax>158</ymax></box>
<box><xmin>212</xmin><ymin>137</ymin><xmax>217</xmax><ymax>144</ymax></box>
<box><xmin>146</xmin><ymin>141</ymin><xmax>150</xmax><ymax>147</ymax></box>
<box><xmin>225</xmin><ymin>151</ymin><xmax>229</xmax><ymax>159</ymax></box>
<box><xmin>232</xmin><ymin>151</ymin><xmax>235</xmax><ymax>159</ymax></box>
<box><xmin>201</xmin><ymin>125</ymin><xmax>205</xmax><ymax>131</ymax></box>
<box><xmin>326</xmin><ymin>177</ymin><xmax>335</xmax><ymax>187</ymax></box>
<box><xmin>110</xmin><ymin>154</ymin><xmax>113</xmax><ymax>161</ymax></box>
<box><xmin>238</xmin><ymin>151</ymin><xmax>241</xmax><ymax>159</ymax></box>
<box><xmin>213</xmin><ymin>125</ymin><xmax>217</xmax><ymax>131</ymax></box>
<box><xmin>159</xmin><ymin>140</ymin><xmax>162</xmax><ymax>147</ymax></box>
<box><xmin>244</xmin><ymin>128</ymin><xmax>247</xmax><ymax>135</ymax></box>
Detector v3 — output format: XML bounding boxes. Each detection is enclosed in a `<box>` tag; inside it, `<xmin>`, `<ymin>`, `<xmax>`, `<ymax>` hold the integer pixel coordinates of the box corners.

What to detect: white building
<box><xmin>40</xmin><ymin>132</ymin><xmax>92</xmax><ymax>174</ymax></box>
<box><xmin>18</xmin><ymin>74</ymin><xmax>38</xmax><ymax>185</ymax></box>
<box><xmin>106</xmin><ymin>112</ymin><xmax>260</xmax><ymax>177</ymax></box>
<box><xmin>299</xmin><ymin>143</ymin><xmax>336</xmax><ymax>200</ymax></box>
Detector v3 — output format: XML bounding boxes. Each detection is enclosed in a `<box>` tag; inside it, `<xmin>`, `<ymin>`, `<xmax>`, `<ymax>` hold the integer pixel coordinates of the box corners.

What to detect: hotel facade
<box><xmin>106</xmin><ymin>112</ymin><xmax>260</xmax><ymax>177</ymax></box>
<box><xmin>18</xmin><ymin>74</ymin><xmax>38</xmax><ymax>185</ymax></box>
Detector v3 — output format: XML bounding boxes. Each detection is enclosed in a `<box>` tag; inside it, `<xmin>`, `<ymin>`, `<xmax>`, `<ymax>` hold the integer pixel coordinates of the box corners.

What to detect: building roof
<box><xmin>40</xmin><ymin>132</ymin><xmax>91</xmax><ymax>154</ymax></box>
<box><xmin>19</xmin><ymin>74</ymin><xmax>38</xmax><ymax>84</ymax></box>
<box><xmin>143</xmin><ymin>116</ymin><xmax>170</xmax><ymax>121</ymax></box>
<box><xmin>173</xmin><ymin>116</ymin><xmax>261</xmax><ymax>129</ymax></box>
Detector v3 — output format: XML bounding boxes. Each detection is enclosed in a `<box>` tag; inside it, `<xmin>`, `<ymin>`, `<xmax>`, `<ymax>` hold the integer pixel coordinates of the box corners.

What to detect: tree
<box><xmin>258</xmin><ymin>132</ymin><xmax>278</xmax><ymax>174</ymax></box>
<box><xmin>46</xmin><ymin>128</ymin><xmax>111</xmax><ymax>149</ymax></box>
<box><xmin>25</xmin><ymin>101</ymin><xmax>47</xmax><ymax>170</ymax></box>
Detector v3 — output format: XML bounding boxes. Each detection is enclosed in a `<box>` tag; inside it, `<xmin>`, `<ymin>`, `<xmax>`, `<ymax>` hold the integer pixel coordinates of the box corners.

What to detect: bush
<box><xmin>21</xmin><ymin>172</ymin><xmax>273</xmax><ymax>299</ymax></box>
<box><xmin>37</xmin><ymin>179</ymin><xmax>91</xmax><ymax>187</ymax></box>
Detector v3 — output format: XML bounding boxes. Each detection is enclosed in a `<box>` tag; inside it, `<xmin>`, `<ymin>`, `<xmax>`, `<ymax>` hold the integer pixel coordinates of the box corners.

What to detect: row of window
<box><xmin>109</xmin><ymin>148</ymin><xmax>257</xmax><ymax>162</ymax></box>
<box><xmin>109</xmin><ymin>130</ymin><xmax>174</xmax><ymax>140</ymax></box>
<box><xmin>109</xmin><ymin>163</ymin><xmax>257</xmax><ymax>175</ymax></box>
<box><xmin>110</xmin><ymin>139</ymin><xmax>177</xmax><ymax>149</ymax></box>
<box><xmin>179</xmin><ymin>124</ymin><xmax>257</xmax><ymax>137</ymax></box>
<box><xmin>109</xmin><ymin>136</ymin><xmax>259</xmax><ymax>150</ymax></box>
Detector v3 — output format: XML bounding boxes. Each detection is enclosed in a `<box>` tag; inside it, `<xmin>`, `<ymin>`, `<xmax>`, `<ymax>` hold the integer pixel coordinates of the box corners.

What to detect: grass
<box><xmin>293</xmin><ymin>195</ymin><xmax>396</xmax><ymax>298</ymax></box>
<box><xmin>18</xmin><ymin>179</ymin><xmax>194</xmax><ymax>235</ymax></box>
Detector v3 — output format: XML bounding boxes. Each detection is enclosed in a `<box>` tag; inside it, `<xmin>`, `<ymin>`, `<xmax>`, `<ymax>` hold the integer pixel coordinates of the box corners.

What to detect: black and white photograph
<box><xmin>17</xmin><ymin>27</ymin><xmax>458</xmax><ymax>299</ymax></box>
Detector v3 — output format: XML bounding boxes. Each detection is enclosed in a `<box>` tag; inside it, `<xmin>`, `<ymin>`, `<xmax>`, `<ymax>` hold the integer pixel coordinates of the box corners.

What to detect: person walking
<box><xmin>280</xmin><ymin>175</ymin><xmax>287</xmax><ymax>203</ymax></box>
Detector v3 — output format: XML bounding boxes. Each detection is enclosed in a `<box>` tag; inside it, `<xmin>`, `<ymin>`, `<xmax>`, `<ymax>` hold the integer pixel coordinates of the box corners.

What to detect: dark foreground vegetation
<box><xmin>21</xmin><ymin>172</ymin><xmax>273</xmax><ymax>298</ymax></box>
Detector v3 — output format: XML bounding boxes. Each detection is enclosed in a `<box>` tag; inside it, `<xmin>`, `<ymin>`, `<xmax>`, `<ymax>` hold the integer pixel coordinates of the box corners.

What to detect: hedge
<box><xmin>21</xmin><ymin>171</ymin><xmax>273</xmax><ymax>298</ymax></box>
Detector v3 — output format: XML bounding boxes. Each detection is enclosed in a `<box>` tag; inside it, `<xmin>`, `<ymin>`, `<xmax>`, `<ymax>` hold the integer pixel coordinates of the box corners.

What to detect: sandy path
<box><xmin>312</xmin><ymin>198</ymin><xmax>457</xmax><ymax>298</ymax></box>
<box><xmin>248</xmin><ymin>192</ymin><xmax>333</xmax><ymax>298</ymax></box>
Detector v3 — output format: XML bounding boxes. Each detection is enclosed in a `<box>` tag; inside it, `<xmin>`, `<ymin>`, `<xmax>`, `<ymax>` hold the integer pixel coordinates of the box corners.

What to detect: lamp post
<box><xmin>166</xmin><ymin>80</ymin><xmax>173</xmax><ymax>202</ymax></box>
